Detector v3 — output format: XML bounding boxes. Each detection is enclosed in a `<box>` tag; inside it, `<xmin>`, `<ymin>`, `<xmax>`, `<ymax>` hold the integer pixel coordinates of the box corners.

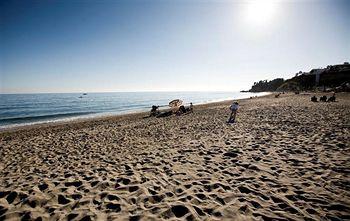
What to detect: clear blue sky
<box><xmin>1</xmin><ymin>0</ymin><xmax>349</xmax><ymax>93</ymax></box>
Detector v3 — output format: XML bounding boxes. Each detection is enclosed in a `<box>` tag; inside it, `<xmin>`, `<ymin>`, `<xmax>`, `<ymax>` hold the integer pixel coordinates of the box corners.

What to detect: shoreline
<box><xmin>0</xmin><ymin>92</ymin><xmax>271</xmax><ymax>134</ymax></box>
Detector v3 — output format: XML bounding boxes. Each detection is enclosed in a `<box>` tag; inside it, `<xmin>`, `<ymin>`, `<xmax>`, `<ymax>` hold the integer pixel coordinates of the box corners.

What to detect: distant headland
<box><xmin>243</xmin><ymin>62</ymin><xmax>350</xmax><ymax>92</ymax></box>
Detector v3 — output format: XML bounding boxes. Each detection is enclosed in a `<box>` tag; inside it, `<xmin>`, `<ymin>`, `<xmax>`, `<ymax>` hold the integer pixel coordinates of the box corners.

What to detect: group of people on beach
<box><xmin>149</xmin><ymin>103</ymin><xmax>193</xmax><ymax>118</ymax></box>
<box><xmin>311</xmin><ymin>93</ymin><xmax>336</xmax><ymax>102</ymax></box>
<box><xmin>148</xmin><ymin>100</ymin><xmax>240</xmax><ymax>123</ymax></box>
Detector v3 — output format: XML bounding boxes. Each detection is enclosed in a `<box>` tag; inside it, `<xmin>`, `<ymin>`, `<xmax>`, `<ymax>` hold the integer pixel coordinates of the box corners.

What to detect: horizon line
<box><xmin>0</xmin><ymin>90</ymin><xmax>255</xmax><ymax>95</ymax></box>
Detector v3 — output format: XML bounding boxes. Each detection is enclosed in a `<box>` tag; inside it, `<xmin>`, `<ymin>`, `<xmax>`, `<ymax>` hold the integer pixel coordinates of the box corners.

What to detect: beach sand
<box><xmin>0</xmin><ymin>93</ymin><xmax>349</xmax><ymax>221</ymax></box>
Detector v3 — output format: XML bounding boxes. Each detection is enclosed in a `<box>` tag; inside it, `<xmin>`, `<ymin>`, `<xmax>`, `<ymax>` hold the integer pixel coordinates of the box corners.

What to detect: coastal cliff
<box><xmin>246</xmin><ymin>62</ymin><xmax>350</xmax><ymax>92</ymax></box>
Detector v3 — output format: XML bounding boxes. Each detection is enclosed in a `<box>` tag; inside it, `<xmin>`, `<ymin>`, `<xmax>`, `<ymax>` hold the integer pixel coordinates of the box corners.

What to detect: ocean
<box><xmin>0</xmin><ymin>91</ymin><xmax>268</xmax><ymax>128</ymax></box>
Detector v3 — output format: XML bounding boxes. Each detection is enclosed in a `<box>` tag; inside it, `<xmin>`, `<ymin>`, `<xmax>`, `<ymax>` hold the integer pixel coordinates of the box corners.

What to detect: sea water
<box><xmin>0</xmin><ymin>91</ymin><xmax>268</xmax><ymax>128</ymax></box>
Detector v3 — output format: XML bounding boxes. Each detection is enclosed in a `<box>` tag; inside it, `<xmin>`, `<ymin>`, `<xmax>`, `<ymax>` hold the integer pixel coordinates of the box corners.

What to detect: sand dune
<box><xmin>0</xmin><ymin>93</ymin><xmax>349</xmax><ymax>220</ymax></box>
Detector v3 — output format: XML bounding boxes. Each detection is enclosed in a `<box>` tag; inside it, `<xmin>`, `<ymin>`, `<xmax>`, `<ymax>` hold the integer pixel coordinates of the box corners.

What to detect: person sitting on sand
<box><xmin>327</xmin><ymin>94</ymin><xmax>336</xmax><ymax>102</ymax></box>
<box><xmin>177</xmin><ymin>105</ymin><xmax>187</xmax><ymax>115</ymax></box>
<box><xmin>227</xmin><ymin>101</ymin><xmax>239</xmax><ymax>123</ymax></box>
<box><xmin>150</xmin><ymin>105</ymin><xmax>160</xmax><ymax>117</ymax></box>
<box><xmin>320</xmin><ymin>95</ymin><xmax>327</xmax><ymax>102</ymax></box>
<box><xmin>311</xmin><ymin>96</ymin><xmax>317</xmax><ymax>102</ymax></box>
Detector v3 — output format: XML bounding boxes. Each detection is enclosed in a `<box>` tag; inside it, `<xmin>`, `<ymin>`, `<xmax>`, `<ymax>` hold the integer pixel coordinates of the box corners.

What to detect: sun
<box><xmin>243</xmin><ymin>0</ymin><xmax>278</xmax><ymax>27</ymax></box>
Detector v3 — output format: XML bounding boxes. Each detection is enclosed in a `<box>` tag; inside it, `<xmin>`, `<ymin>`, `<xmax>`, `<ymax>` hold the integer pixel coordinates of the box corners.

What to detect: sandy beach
<box><xmin>0</xmin><ymin>93</ymin><xmax>349</xmax><ymax>221</ymax></box>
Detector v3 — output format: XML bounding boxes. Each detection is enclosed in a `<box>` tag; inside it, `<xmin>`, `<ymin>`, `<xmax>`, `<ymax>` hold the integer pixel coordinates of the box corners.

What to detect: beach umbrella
<box><xmin>169</xmin><ymin>99</ymin><xmax>183</xmax><ymax>108</ymax></box>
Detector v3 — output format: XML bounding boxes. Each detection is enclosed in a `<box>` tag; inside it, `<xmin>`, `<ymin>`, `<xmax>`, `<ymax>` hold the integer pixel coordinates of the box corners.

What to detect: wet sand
<box><xmin>0</xmin><ymin>93</ymin><xmax>349</xmax><ymax>220</ymax></box>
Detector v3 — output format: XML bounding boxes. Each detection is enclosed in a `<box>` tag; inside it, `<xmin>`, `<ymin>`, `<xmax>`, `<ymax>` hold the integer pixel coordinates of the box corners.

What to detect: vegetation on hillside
<box><xmin>247</xmin><ymin>63</ymin><xmax>350</xmax><ymax>92</ymax></box>
<box><xmin>248</xmin><ymin>78</ymin><xmax>285</xmax><ymax>92</ymax></box>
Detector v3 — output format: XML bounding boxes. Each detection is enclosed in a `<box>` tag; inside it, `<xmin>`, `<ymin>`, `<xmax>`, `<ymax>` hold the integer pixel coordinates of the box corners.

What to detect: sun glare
<box><xmin>243</xmin><ymin>0</ymin><xmax>278</xmax><ymax>27</ymax></box>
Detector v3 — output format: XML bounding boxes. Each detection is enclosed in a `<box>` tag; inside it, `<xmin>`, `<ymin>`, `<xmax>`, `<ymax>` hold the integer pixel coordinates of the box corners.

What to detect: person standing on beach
<box><xmin>227</xmin><ymin>101</ymin><xmax>239</xmax><ymax>123</ymax></box>
<box><xmin>189</xmin><ymin>102</ymin><xmax>193</xmax><ymax>112</ymax></box>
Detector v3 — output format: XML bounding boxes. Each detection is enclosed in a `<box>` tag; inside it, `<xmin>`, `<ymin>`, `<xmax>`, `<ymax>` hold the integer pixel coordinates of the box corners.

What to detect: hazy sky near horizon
<box><xmin>1</xmin><ymin>0</ymin><xmax>349</xmax><ymax>93</ymax></box>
